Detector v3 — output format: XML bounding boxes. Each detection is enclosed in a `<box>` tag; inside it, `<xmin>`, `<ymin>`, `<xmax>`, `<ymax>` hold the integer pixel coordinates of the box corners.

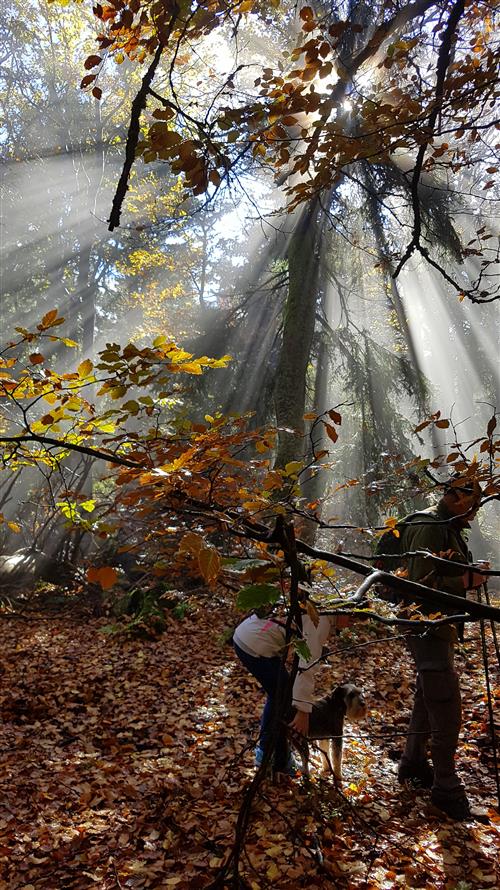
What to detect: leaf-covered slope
<box><xmin>0</xmin><ymin>593</ymin><xmax>499</xmax><ymax>888</ymax></box>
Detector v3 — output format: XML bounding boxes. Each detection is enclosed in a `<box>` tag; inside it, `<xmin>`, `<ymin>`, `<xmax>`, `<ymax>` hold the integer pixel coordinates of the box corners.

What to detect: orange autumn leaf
<box><xmin>87</xmin><ymin>566</ymin><xmax>118</xmax><ymax>590</ymax></box>
<box><xmin>198</xmin><ymin>546</ymin><xmax>221</xmax><ymax>585</ymax></box>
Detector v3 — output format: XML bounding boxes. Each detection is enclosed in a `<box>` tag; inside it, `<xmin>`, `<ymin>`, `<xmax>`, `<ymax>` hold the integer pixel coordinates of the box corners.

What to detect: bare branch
<box><xmin>108</xmin><ymin>39</ymin><xmax>167</xmax><ymax>231</ymax></box>
<box><xmin>393</xmin><ymin>0</ymin><xmax>466</xmax><ymax>277</ymax></box>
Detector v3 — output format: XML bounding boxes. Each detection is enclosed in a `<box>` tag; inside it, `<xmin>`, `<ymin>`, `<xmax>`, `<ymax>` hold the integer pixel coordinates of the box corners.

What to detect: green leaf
<box><xmin>110</xmin><ymin>385</ymin><xmax>127</xmax><ymax>399</ymax></box>
<box><xmin>293</xmin><ymin>639</ymin><xmax>311</xmax><ymax>661</ymax></box>
<box><xmin>223</xmin><ymin>558</ymin><xmax>270</xmax><ymax>571</ymax></box>
<box><xmin>236</xmin><ymin>583</ymin><xmax>281</xmax><ymax>611</ymax></box>
<box><xmin>123</xmin><ymin>400</ymin><xmax>140</xmax><ymax>415</ymax></box>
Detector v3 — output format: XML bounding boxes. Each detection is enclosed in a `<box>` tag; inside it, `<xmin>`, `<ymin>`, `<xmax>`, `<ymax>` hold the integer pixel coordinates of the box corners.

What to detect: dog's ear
<box><xmin>330</xmin><ymin>685</ymin><xmax>348</xmax><ymax>707</ymax></box>
<box><xmin>334</xmin><ymin>683</ymin><xmax>352</xmax><ymax>699</ymax></box>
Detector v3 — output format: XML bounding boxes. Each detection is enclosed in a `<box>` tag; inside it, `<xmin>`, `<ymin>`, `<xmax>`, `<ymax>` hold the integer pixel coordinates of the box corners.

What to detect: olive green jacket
<box><xmin>400</xmin><ymin>503</ymin><xmax>470</xmax><ymax>641</ymax></box>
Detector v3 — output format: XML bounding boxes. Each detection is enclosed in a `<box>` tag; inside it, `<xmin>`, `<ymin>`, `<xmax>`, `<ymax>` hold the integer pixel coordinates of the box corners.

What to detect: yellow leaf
<box><xmin>306</xmin><ymin>600</ymin><xmax>320</xmax><ymax>627</ymax></box>
<box><xmin>78</xmin><ymin>359</ymin><xmax>93</xmax><ymax>378</ymax></box>
<box><xmin>210</xmin><ymin>356</ymin><xmax>232</xmax><ymax>368</ymax></box>
<box><xmin>208</xmin><ymin>859</ymin><xmax>221</xmax><ymax>869</ymax></box>
<box><xmin>284</xmin><ymin>460</ymin><xmax>302</xmax><ymax>476</ymax></box>
<box><xmin>7</xmin><ymin>521</ymin><xmax>21</xmax><ymax>533</ymax></box>
<box><xmin>198</xmin><ymin>546</ymin><xmax>221</xmax><ymax>584</ymax></box>
<box><xmin>266</xmin><ymin>862</ymin><xmax>280</xmax><ymax>881</ymax></box>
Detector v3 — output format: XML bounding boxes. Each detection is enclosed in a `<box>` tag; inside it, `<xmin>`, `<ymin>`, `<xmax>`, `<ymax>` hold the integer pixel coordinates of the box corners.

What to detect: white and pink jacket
<box><xmin>233</xmin><ymin>613</ymin><xmax>331</xmax><ymax>713</ymax></box>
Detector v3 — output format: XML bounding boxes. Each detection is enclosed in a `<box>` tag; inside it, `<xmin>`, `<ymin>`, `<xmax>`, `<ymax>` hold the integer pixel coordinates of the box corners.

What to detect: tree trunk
<box><xmin>274</xmin><ymin>200</ymin><xmax>321</xmax><ymax>468</ymax></box>
<box><xmin>299</xmin><ymin>324</ymin><xmax>330</xmax><ymax>543</ymax></box>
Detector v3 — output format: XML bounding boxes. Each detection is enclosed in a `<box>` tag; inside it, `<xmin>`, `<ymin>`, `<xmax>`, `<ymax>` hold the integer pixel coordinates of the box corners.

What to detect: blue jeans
<box><xmin>233</xmin><ymin>641</ymin><xmax>291</xmax><ymax>770</ymax></box>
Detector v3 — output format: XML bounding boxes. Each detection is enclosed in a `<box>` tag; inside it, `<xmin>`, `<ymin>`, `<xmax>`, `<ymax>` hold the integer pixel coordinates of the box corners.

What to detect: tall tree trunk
<box><xmin>274</xmin><ymin>200</ymin><xmax>321</xmax><ymax>468</ymax></box>
<box><xmin>366</xmin><ymin>188</ymin><xmax>428</xmax><ymax>414</ymax></box>
<box><xmin>300</xmin><ymin>320</ymin><xmax>331</xmax><ymax>543</ymax></box>
<box><xmin>299</xmin><ymin>246</ymin><xmax>338</xmax><ymax>543</ymax></box>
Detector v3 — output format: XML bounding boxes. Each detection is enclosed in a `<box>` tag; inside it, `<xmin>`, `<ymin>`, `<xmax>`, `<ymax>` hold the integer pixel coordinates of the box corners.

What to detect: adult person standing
<box><xmin>397</xmin><ymin>479</ymin><xmax>488</xmax><ymax>820</ymax></box>
<box><xmin>233</xmin><ymin>611</ymin><xmax>331</xmax><ymax>775</ymax></box>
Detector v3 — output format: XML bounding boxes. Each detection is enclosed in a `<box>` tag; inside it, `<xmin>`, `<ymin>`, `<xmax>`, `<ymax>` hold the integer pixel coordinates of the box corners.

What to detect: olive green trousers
<box><xmin>401</xmin><ymin>634</ymin><xmax>464</xmax><ymax>797</ymax></box>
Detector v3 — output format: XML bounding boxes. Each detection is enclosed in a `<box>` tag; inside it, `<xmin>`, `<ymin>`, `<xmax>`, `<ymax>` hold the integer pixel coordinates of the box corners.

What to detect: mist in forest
<box><xmin>1</xmin><ymin>0</ymin><xmax>499</xmax><ymax>573</ymax></box>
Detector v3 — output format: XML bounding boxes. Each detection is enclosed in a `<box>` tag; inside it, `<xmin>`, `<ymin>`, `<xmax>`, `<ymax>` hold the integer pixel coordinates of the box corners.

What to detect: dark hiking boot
<box><xmin>430</xmin><ymin>791</ymin><xmax>471</xmax><ymax>821</ymax></box>
<box><xmin>398</xmin><ymin>759</ymin><xmax>434</xmax><ymax>789</ymax></box>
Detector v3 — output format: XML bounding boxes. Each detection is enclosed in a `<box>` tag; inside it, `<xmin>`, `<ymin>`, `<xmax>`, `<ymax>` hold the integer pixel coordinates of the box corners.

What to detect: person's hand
<box><xmin>289</xmin><ymin>710</ymin><xmax>310</xmax><ymax>736</ymax></box>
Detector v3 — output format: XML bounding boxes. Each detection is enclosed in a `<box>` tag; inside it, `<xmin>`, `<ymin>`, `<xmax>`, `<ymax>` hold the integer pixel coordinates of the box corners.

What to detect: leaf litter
<box><xmin>0</xmin><ymin>589</ymin><xmax>499</xmax><ymax>889</ymax></box>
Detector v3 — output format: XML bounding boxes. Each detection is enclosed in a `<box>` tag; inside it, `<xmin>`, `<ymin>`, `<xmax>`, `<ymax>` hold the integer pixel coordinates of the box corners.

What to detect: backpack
<box><xmin>373</xmin><ymin>512</ymin><xmax>428</xmax><ymax>572</ymax></box>
<box><xmin>373</xmin><ymin>511</ymin><xmax>438</xmax><ymax>604</ymax></box>
<box><xmin>373</xmin><ymin>511</ymin><xmax>470</xmax><ymax>638</ymax></box>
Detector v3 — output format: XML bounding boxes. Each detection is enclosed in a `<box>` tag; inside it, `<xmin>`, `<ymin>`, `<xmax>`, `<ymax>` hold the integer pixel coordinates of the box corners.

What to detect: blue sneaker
<box><xmin>255</xmin><ymin>747</ymin><xmax>300</xmax><ymax>777</ymax></box>
<box><xmin>254</xmin><ymin>746</ymin><xmax>265</xmax><ymax>767</ymax></box>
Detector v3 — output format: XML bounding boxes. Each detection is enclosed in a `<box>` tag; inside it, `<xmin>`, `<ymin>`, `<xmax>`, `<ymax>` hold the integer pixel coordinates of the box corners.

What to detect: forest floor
<box><xmin>1</xmin><ymin>588</ymin><xmax>499</xmax><ymax>890</ymax></box>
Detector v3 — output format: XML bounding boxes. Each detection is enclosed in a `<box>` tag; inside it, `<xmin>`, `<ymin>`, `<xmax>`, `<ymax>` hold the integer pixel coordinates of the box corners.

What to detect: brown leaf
<box><xmin>486</xmin><ymin>415</ymin><xmax>497</xmax><ymax>437</ymax></box>
<box><xmin>324</xmin><ymin>423</ymin><xmax>338</xmax><ymax>443</ymax></box>
<box><xmin>84</xmin><ymin>54</ymin><xmax>102</xmax><ymax>70</ymax></box>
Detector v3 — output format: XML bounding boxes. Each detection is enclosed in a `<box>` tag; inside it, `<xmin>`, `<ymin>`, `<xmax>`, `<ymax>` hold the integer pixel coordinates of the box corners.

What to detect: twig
<box><xmin>107</xmin><ymin>11</ymin><xmax>180</xmax><ymax>232</ymax></box>
<box><xmin>394</xmin><ymin>0</ymin><xmax>466</xmax><ymax>278</ymax></box>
